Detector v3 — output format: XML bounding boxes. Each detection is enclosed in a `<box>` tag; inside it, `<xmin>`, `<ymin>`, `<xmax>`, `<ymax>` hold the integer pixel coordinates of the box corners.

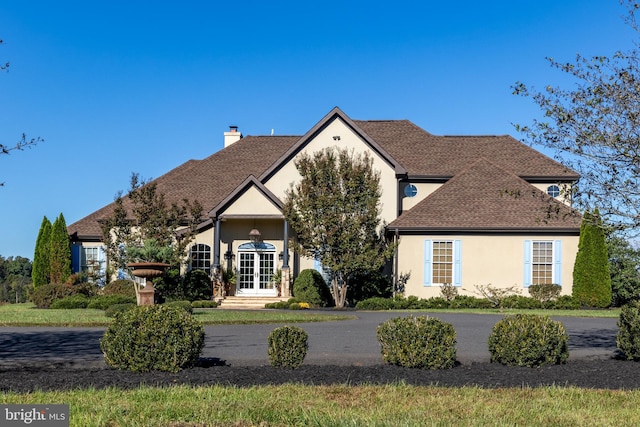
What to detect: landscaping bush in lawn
<box><xmin>182</xmin><ymin>269</ymin><xmax>213</xmax><ymax>302</ymax></box>
<box><xmin>102</xmin><ymin>279</ymin><xmax>137</xmax><ymax>297</ymax></box>
<box><xmin>104</xmin><ymin>303</ymin><xmax>135</xmax><ymax>318</ymax></box>
<box><xmin>355</xmin><ymin>296</ymin><xmax>395</xmax><ymax>310</ymax></box>
<box><xmin>100</xmin><ymin>305</ymin><xmax>204</xmax><ymax>372</ymax></box>
<box><xmin>293</xmin><ymin>269</ymin><xmax>333</xmax><ymax>307</ymax></box>
<box><xmin>488</xmin><ymin>314</ymin><xmax>569</xmax><ymax>367</ymax></box>
<box><xmin>500</xmin><ymin>295</ymin><xmax>543</xmax><ymax>309</ymax></box>
<box><xmin>528</xmin><ymin>283</ymin><xmax>562</xmax><ymax>303</ymax></box>
<box><xmin>191</xmin><ymin>300</ymin><xmax>218</xmax><ymax>308</ymax></box>
<box><xmin>267</xmin><ymin>325</ymin><xmax>308</xmax><ymax>368</ymax></box>
<box><xmin>164</xmin><ymin>300</ymin><xmax>193</xmax><ymax>314</ymax></box>
<box><xmin>87</xmin><ymin>294</ymin><xmax>136</xmax><ymax>310</ymax></box>
<box><xmin>449</xmin><ymin>295</ymin><xmax>492</xmax><ymax>309</ymax></box>
<box><xmin>543</xmin><ymin>295</ymin><xmax>581</xmax><ymax>310</ymax></box>
<box><xmin>616</xmin><ymin>300</ymin><xmax>640</xmax><ymax>361</ymax></box>
<box><xmin>29</xmin><ymin>283</ymin><xmax>75</xmax><ymax>308</ymax></box>
<box><xmin>376</xmin><ymin>315</ymin><xmax>457</xmax><ymax>369</ymax></box>
<box><xmin>50</xmin><ymin>294</ymin><xmax>89</xmax><ymax>309</ymax></box>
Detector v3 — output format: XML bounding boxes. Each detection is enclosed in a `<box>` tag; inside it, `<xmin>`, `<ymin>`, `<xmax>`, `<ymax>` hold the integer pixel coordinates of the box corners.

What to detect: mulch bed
<box><xmin>1</xmin><ymin>358</ymin><xmax>639</xmax><ymax>392</ymax></box>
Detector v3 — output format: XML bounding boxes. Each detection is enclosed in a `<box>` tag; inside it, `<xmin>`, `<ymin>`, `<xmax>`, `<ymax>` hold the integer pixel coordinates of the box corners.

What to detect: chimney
<box><xmin>224</xmin><ymin>125</ymin><xmax>242</xmax><ymax>147</ymax></box>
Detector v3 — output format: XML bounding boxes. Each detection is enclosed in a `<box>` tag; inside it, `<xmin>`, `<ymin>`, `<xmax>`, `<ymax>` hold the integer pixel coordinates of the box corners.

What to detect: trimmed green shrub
<box><xmin>423</xmin><ymin>297</ymin><xmax>450</xmax><ymax>309</ymax></box>
<box><xmin>29</xmin><ymin>283</ymin><xmax>75</xmax><ymax>308</ymax></box>
<box><xmin>500</xmin><ymin>295</ymin><xmax>543</xmax><ymax>309</ymax></box>
<box><xmin>87</xmin><ymin>294</ymin><xmax>136</xmax><ymax>310</ymax></box>
<box><xmin>355</xmin><ymin>297</ymin><xmax>395</xmax><ymax>310</ymax></box>
<box><xmin>488</xmin><ymin>314</ymin><xmax>569</xmax><ymax>367</ymax></box>
<box><xmin>192</xmin><ymin>300</ymin><xmax>218</xmax><ymax>308</ymax></box>
<box><xmin>377</xmin><ymin>315</ymin><xmax>457</xmax><ymax>369</ymax></box>
<box><xmin>528</xmin><ymin>283</ymin><xmax>562</xmax><ymax>303</ymax></box>
<box><xmin>616</xmin><ymin>301</ymin><xmax>640</xmax><ymax>360</ymax></box>
<box><xmin>164</xmin><ymin>300</ymin><xmax>193</xmax><ymax>314</ymax></box>
<box><xmin>448</xmin><ymin>295</ymin><xmax>492</xmax><ymax>309</ymax></box>
<box><xmin>182</xmin><ymin>270</ymin><xmax>213</xmax><ymax>302</ymax></box>
<box><xmin>100</xmin><ymin>305</ymin><xmax>205</xmax><ymax>372</ymax></box>
<box><xmin>267</xmin><ymin>325</ymin><xmax>308</xmax><ymax>368</ymax></box>
<box><xmin>543</xmin><ymin>295</ymin><xmax>580</xmax><ymax>310</ymax></box>
<box><xmin>104</xmin><ymin>303</ymin><xmax>136</xmax><ymax>318</ymax></box>
<box><xmin>50</xmin><ymin>294</ymin><xmax>89</xmax><ymax>309</ymax></box>
<box><xmin>293</xmin><ymin>269</ymin><xmax>333</xmax><ymax>307</ymax></box>
<box><xmin>102</xmin><ymin>279</ymin><xmax>137</xmax><ymax>297</ymax></box>
<box><xmin>346</xmin><ymin>270</ymin><xmax>393</xmax><ymax>304</ymax></box>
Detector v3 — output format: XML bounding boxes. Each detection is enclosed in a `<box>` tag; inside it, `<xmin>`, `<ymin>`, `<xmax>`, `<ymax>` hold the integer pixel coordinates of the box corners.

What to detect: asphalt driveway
<box><xmin>0</xmin><ymin>311</ymin><xmax>619</xmax><ymax>367</ymax></box>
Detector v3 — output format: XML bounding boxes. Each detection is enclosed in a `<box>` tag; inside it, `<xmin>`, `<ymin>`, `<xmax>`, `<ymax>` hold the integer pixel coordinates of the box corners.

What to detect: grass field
<box><xmin>1</xmin><ymin>383</ymin><xmax>638</xmax><ymax>426</ymax></box>
<box><xmin>0</xmin><ymin>303</ymin><xmax>356</xmax><ymax>326</ymax></box>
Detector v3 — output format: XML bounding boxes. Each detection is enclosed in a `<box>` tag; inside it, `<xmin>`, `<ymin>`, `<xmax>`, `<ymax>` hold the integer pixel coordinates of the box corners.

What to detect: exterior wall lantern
<box><xmin>249</xmin><ymin>228</ymin><xmax>262</xmax><ymax>245</ymax></box>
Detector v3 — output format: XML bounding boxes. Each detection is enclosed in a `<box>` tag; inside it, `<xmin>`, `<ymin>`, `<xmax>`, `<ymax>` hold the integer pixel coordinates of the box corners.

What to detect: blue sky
<box><xmin>0</xmin><ymin>1</ymin><xmax>636</xmax><ymax>259</ymax></box>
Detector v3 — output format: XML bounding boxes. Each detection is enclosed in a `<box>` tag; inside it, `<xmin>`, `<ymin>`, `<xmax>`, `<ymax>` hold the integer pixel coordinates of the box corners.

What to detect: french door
<box><xmin>237</xmin><ymin>250</ymin><xmax>276</xmax><ymax>296</ymax></box>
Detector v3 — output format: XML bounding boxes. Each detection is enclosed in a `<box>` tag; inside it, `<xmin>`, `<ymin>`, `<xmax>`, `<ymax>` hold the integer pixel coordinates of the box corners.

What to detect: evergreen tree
<box><xmin>49</xmin><ymin>213</ymin><xmax>71</xmax><ymax>284</ymax></box>
<box><xmin>32</xmin><ymin>216</ymin><xmax>51</xmax><ymax>288</ymax></box>
<box><xmin>607</xmin><ymin>234</ymin><xmax>640</xmax><ymax>306</ymax></box>
<box><xmin>573</xmin><ymin>209</ymin><xmax>612</xmax><ymax>307</ymax></box>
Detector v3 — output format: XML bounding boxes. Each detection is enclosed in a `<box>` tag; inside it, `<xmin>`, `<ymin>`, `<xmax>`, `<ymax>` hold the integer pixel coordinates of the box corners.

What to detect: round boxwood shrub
<box><xmin>50</xmin><ymin>294</ymin><xmax>89</xmax><ymax>309</ymax></box>
<box><xmin>100</xmin><ymin>305</ymin><xmax>205</xmax><ymax>372</ymax></box>
<box><xmin>293</xmin><ymin>269</ymin><xmax>333</xmax><ymax>307</ymax></box>
<box><xmin>617</xmin><ymin>301</ymin><xmax>640</xmax><ymax>360</ymax></box>
<box><xmin>267</xmin><ymin>325</ymin><xmax>308</xmax><ymax>368</ymax></box>
<box><xmin>488</xmin><ymin>314</ymin><xmax>569</xmax><ymax>367</ymax></box>
<box><xmin>104</xmin><ymin>303</ymin><xmax>136</xmax><ymax>318</ymax></box>
<box><xmin>102</xmin><ymin>279</ymin><xmax>137</xmax><ymax>297</ymax></box>
<box><xmin>376</xmin><ymin>315</ymin><xmax>457</xmax><ymax>369</ymax></box>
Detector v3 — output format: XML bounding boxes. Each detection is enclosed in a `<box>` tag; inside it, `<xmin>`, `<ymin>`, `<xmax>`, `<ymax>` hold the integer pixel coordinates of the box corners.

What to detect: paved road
<box><xmin>0</xmin><ymin>312</ymin><xmax>619</xmax><ymax>367</ymax></box>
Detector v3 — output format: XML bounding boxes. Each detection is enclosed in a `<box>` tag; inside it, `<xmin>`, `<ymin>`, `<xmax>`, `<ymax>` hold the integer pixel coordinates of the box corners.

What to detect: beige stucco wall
<box><xmin>221</xmin><ymin>186</ymin><xmax>283</xmax><ymax>217</ymax></box>
<box><xmin>264</xmin><ymin>117</ymin><xmax>398</xmax><ymax>224</ymax></box>
<box><xmin>400</xmin><ymin>182</ymin><xmax>442</xmax><ymax>211</ymax></box>
<box><xmin>398</xmin><ymin>233</ymin><xmax>579</xmax><ymax>299</ymax></box>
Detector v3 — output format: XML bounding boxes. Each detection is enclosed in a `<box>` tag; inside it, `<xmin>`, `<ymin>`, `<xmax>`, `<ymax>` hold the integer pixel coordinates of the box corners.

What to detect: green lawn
<box><xmin>0</xmin><ymin>303</ymin><xmax>356</xmax><ymax>326</ymax></box>
<box><xmin>1</xmin><ymin>384</ymin><xmax>638</xmax><ymax>426</ymax></box>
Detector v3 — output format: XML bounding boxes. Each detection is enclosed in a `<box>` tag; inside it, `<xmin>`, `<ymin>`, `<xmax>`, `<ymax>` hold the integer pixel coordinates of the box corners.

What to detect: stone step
<box><xmin>216</xmin><ymin>296</ymin><xmax>288</xmax><ymax>310</ymax></box>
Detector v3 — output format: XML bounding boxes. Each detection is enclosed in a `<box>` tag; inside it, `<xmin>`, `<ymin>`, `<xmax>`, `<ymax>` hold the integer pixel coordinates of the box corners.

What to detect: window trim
<box><xmin>524</xmin><ymin>240</ymin><xmax>562</xmax><ymax>287</ymax></box>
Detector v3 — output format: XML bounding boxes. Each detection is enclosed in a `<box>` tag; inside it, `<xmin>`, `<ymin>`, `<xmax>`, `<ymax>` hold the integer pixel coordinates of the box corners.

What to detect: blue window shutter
<box><xmin>554</xmin><ymin>240</ymin><xmax>562</xmax><ymax>285</ymax></box>
<box><xmin>98</xmin><ymin>246</ymin><xmax>106</xmax><ymax>285</ymax></box>
<box><xmin>523</xmin><ymin>240</ymin><xmax>532</xmax><ymax>287</ymax></box>
<box><xmin>454</xmin><ymin>240</ymin><xmax>462</xmax><ymax>286</ymax></box>
<box><xmin>71</xmin><ymin>244</ymin><xmax>81</xmax><ymax>273</ymax></box>
<box><xmin>424</xmin><ymin>240</ymin><xmax>432</xmax><ymax>286</ymax></box>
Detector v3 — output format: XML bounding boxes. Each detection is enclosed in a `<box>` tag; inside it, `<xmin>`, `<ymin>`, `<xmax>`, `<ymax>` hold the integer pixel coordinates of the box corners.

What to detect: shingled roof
<box><xmin>68</xmin><ymin>135</ymin><xmax>300</xmax><ymax>239</ymax></box>
<box><xmin>353</xmin><ymin>120</ymin><xmax>579</xmax><ymax>180</ymax></box>
<box><xmin>68</xmin><ymin>109</ymin><xmax>580</xmax><ymax>239</ymax></box>
<box><xmin>388</xmin><ymin>158</ymin><xmax>582</xmax><ymax>232</ymax></box>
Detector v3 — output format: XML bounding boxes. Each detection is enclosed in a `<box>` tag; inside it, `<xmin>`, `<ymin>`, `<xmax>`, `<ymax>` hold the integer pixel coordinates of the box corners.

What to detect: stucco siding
<box><xmin>398</xmin><ymin>233</ymin><xmax>579</xmax><ymax>299</ymax></box>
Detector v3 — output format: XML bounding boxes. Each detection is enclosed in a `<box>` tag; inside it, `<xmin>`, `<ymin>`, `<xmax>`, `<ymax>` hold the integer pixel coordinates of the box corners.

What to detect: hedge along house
<box><xmin>68</xmin><ymin>107</ymin><xmax>581</xmax><ymax>299</ymax></box>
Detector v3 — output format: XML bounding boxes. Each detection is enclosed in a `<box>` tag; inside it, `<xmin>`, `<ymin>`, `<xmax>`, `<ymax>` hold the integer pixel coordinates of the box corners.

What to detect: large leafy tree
<box><xmin>101</xmin><ymin>172</ymin><xmax>203</xmax><ymax>277</ymax></box>
<box><xmin>31</xmin><ymin>216</ymin><xmax>52</xmax><ymax>288</ymax></box>
<box><xmin>0</xmin><ymin>255</ymin><xmax>32</xmax><ymax>303</ymax></box>
<box><xmin>513</xmin><ymin>1</ymin><xmax>640</xmax><ymax>232</ymax></box>
<box><xmin>283</xmin><ymin>147</ymin><xmax>394</xmax><ymax>308</ymax></box>
<box><xmin>573</xmin><ymin>210</ymin><xmax>612</xmax><ymax>307</ymax></box>
<box><xmin>49</xmin><ymin>213</ymin><xmax>71</xmax><ymax>284</ymax></box>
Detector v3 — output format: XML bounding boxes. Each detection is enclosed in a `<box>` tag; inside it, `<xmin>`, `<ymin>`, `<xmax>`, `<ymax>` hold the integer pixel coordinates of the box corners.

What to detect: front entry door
<box><xmin>237</xmin><ymin>249</ymin><xmax>276</xmax><ymax>296</ymax></box>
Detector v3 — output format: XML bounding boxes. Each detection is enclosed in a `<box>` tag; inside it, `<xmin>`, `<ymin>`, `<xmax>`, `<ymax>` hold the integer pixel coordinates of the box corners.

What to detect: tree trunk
<box><xmin>332</xmin><ymin>276</ymin><xmax>348</xmax><ymax>308</ymax></box>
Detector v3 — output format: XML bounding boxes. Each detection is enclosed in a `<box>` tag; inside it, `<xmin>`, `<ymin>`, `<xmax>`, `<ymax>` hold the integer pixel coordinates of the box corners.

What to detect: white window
<box><xmin>524</xmin><ymin>240</ymin><xmax>562</xmax><ymax>286</ymax></box>
<box><xmin>424</xmin><ymin>240</ymin><xmax>461</xmax><ymax>286</ymax></box>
